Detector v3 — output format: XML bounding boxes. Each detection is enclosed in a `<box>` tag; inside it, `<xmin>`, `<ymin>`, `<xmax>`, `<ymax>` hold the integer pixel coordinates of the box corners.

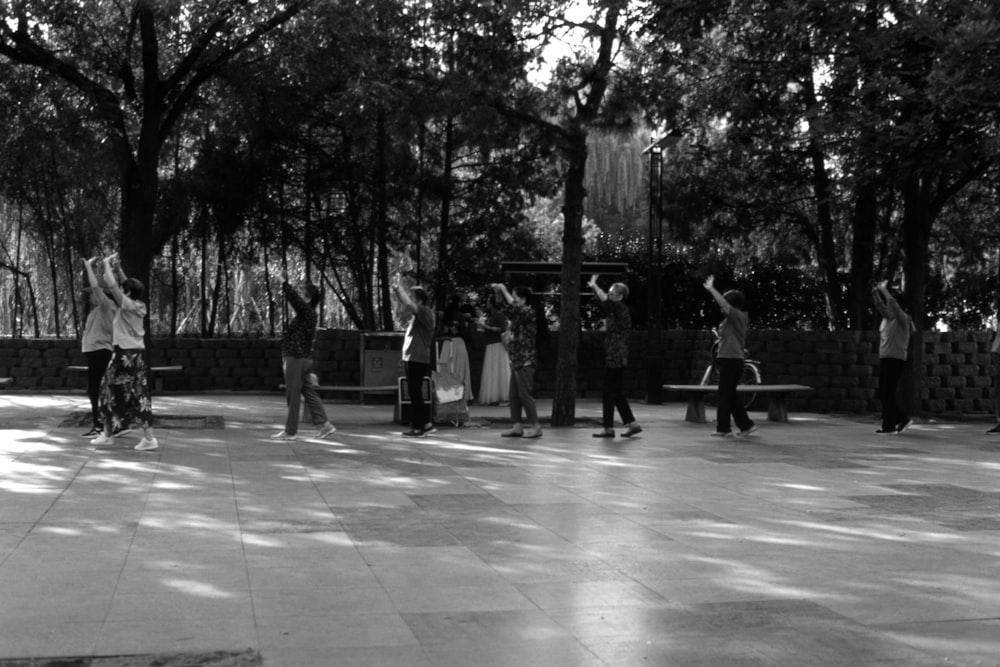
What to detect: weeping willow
<box><xmin>583</xmin><ymin>128</ymin><xmax>650</xmax><ymax>224</ymax></box>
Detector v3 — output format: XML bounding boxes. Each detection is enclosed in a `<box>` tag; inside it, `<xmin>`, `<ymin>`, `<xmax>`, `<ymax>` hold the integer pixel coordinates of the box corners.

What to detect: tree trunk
<box><xmin>802</xmin><ymin>60</ymin><xmax>843</xmax><ymax>329</ymax></box>
<box><xmin>899</xmin><ymin>174</ymin><xmax>932</xmax><ymax>418</ymax></box>
<box><xmin>375</xmin><ymin>109</ymin><xmax>394</xmax><ymax>331</ymax></box>
<box><xmin>45</xmin><ymin>226</ymin><xmax>62</xmax><ymax>338</ymax></box>
<box><xmin>551</xmin><ymin>129</ymin><xmax>588</xmax><ymax>427</ymax></box>
<box><xmin>848</xmin><ymin>182</ymin><xmax>878</xmax><ymax>329</ymax></box>
<box><xmin>436</xmin><ymin>115</ymin><xmax>456</xmax><ymax>310</ymax></box>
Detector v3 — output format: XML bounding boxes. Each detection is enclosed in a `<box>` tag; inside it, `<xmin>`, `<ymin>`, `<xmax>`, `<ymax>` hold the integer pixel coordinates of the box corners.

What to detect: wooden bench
<box><xmin>663</xmin><ymin>384</ymin><xmax>815</xmax><ymax>424</ymax></box>
<box><xmin>0</xmin><ymin>377</ymin><xmax>12</xmax><ymax>389</ymax></box>
<box><xmin>67</xmin><ymin>364</ymin><xmax>183</xmax><ymax>391</ymax></box>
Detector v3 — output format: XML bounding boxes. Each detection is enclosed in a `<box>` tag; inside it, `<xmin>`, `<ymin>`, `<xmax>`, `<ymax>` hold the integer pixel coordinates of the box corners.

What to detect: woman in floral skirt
<box><xmin>92</xmin><ymin>253</ymin><xmax>159</xmax><ymax>451</ymax></box>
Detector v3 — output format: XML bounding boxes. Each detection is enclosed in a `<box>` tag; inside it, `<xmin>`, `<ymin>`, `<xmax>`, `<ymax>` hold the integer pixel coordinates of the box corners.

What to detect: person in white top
<box><xmin>81</xmin><ymin>257</ymin><xmax>116</xmax><ymax>437</ymax></box>
<box><xmin>990</xmin><ymin>318</ymin><xmax>1000</xmax><ymax>435</ymax></box>
<box><xmin>91</xmin><ymin>253</ymin><xmax>159</xmax><ymax>451</ymax></box>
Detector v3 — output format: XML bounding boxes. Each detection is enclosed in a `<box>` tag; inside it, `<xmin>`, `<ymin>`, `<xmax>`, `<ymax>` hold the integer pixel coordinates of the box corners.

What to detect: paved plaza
<box><xmin>1</xmin><ymin>391</ymin><xmax>999</xmax><ymax>666</ymax></box>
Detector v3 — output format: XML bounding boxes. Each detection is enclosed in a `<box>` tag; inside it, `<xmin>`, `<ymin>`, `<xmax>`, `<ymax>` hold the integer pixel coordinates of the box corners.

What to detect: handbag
<box><xmin>433</xmin><ymin>368</ymin><xmax>465</xmax><ymax>403</ymax></box>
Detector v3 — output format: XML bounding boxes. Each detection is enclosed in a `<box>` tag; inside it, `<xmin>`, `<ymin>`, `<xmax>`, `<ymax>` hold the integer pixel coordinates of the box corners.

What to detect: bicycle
<box><xmin>699</xmin><ymin>328</ymin><xmax>761</xmax><ymax>409</ymax></box>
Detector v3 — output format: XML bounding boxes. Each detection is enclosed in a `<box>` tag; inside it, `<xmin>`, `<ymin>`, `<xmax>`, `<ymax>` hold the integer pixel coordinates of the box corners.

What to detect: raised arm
<box><xmin>703</xmin><ymin>275</ymin><xmax>731</xmax><ymax>314</ymax></box>
<box><xmin>492</xmin><ymin>283</ymin><xmax>514</xmax><ymax>305</ymax></box>
<box><xmin>83</xmin><ymin>256</ymin><xmax>112</xmax><ymax>308</ymax></box>
<box><xmin>393</xmin><ymin>277</ymin><xmax>416</xmax><ymax>312</ymax></box>
<box><xmin>102</xmin><ymin>255</ymin><xmax>125</xmax><ymax>305</ymax></box>
<box><xmin>83</xmin><ymin>256</ymin><xmax>101</xmax><ymax>289</ymax></box>
<box><xmin>588</xmin><ymin>274</ymin><xmax>608</xmax><ymax>302</ymax></box>
<box><xmin>875</xmin><ymin>280</ymin><xmax>906</xmax><ymax>319</ymax></box>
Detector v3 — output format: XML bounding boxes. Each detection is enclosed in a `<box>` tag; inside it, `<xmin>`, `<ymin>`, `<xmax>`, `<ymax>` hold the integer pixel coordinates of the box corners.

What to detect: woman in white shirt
<box><xmin>91</xmin><ymin>254</ymin><xmax>159</xmax><ymax>451</ymax></box>
<box><xmin>81</xmin><ymin>257</ymin><xmax>116</xmax><ymax>437</ymax></box>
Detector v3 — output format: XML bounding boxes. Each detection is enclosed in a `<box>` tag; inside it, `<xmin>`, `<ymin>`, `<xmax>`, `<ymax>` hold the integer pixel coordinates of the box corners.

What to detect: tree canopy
<box><xmin>2</xmin><ymin>0</ymin><xmax>999</xmax><ymax>420</ymax></box>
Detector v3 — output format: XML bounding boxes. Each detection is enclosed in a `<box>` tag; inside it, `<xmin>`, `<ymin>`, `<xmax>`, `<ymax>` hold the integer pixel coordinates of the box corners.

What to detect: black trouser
<box><xmin>602</xmin><ymin>367</ymin><xmax>635</xmax><ymax>429</ymax></box>
<box><xmin>993</xmin><ymin>353</ymin><xmax>1000</xmax><ymax>423</ymax></box>
<box><xmin>716</xmin><ymin>357</ymin><xmax>754</xmax><ymax>433</ymax></box>
<box><xmin>879</xmin><ymin>357</ymin><xmax>907</xmax><ymax>430</ymax></box>
<box><xmin>85</xmin><ymin>348</ymin><xmax>113</xmax><ymax>428</ymax></box>
<box><xmin>405</xmin><ymin>360</ymin><xmax>431</xmax><ymax>430</ymax></box>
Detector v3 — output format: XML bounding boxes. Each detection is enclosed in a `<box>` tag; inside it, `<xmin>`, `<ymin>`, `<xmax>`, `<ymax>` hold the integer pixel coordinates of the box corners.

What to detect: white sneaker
<box><xmin>270</xmin><ymin>431</ymin><xmax>296</xmax><ymax>441</ymax></box>
<box><xmin>92</xmin><ymin>433</ymin><xmax>114</xmax><ymax>445</ymax></box>
<box><xmin>316</xmin><ymin>422</ymin><xmax>336</xmax><ymax>438</ymax></box>
<box><xmin>134</xmin><ymin>437</ymin><xmax>159</xmax><ymax>451</ymax></box>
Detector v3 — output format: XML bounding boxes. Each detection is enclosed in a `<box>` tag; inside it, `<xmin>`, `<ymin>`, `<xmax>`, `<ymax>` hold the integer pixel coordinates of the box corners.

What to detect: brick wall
<box><xmin>1</xmin><ymin>329</ymin><xmax>996</xmax><ymax>416</ymax></box>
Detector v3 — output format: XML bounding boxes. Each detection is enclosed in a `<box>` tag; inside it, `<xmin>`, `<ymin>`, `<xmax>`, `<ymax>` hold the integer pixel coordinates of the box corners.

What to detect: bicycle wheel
<box><xmin>739</xmin><ymin>362</ymin><xmax>760</xmax><ymax>409</ymax></box>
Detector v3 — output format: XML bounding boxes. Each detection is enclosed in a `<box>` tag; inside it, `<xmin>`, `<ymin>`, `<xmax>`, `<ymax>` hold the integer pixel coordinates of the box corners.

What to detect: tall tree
<box><xmin>0</xmin><ymin>0</ymin><xmax>307</xmax><ymax>310</ymax></box>
<box><xmin>498</xmin><ymin>0</ymin><xmax>638</xmax><ymax>425</ymax></box>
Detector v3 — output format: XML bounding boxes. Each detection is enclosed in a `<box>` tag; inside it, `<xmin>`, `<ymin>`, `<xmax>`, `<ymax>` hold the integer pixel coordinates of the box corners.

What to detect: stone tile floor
<box><xmin>1</xmin><ymin>391</ymin><xmax>999</xmax><ymax>666</ymax></box>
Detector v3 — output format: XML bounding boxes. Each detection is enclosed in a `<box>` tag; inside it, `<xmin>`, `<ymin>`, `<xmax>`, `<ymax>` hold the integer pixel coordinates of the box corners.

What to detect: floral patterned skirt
<box><xmin>99</xmin><ymin>348</ymin><xmax>153</xmax><ymax>431</ymax></box>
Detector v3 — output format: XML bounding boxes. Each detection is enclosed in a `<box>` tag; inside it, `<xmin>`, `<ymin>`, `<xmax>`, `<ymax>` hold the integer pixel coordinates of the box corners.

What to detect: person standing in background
<box><xmin>476</xmin><ymin>288</ymin><xmax>510</xmax><ymax>405</ymax></box>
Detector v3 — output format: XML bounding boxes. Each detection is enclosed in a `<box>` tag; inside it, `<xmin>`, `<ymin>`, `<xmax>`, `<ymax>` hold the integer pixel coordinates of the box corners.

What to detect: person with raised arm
<box><xmin>493</xmin><ymin>283</ymin><xmax>542</xmax><ymax>439</ymax></box>
<box><xmin>588</xmin><ymin>275</ymin><xmax>642</xmax><ymax>438</ymax></box>
<box><xmin>873</xmin><ymin>280</ymin><xmax>915</xmax><ymax>435</ymax></box>
<box><xmin>703</xmin><ymin>275</ymin><xmax>756</xmax><ymax>438</ymax></box>
<box><xmin>270</xmin><ymin>270</ymin><xmax>336</xmax><ymax>441</ymax></box>
<box><xmin>393</xmin><ymin>278</ymin><xmax>436</xmax><ymax>437</ymax></box>
<box><xmin>80</xmin><ymin>256</ymin><xmax>117</xmax><ymax>438</ymax></box>
<box><xmin>91</xmin><ymin>253</ymin><xmax>159</xmax><ymax>451</ymax></box>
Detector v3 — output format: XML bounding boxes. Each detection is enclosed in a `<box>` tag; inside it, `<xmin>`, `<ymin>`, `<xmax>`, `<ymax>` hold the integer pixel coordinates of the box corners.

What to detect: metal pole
<box><xmin>655</xmin><ymin>149</ymin><xmax>664</xmax><ymax>330</ymax></box>
<box><xmin>645</xmin><ymin>141</ymin><xmax>663</xmax><ymax>404</ymax></box>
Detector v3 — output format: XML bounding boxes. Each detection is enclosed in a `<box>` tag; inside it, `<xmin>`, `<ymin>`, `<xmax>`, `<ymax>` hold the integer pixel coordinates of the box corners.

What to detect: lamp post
<box><xmin>641</xmin><ymin>131</ymin><xmax>682</xmax><ymax>404</ymax></box>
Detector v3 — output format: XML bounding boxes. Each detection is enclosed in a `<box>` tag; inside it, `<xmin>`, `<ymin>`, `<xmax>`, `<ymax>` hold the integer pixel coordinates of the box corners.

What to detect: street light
<box><xmin>641</xmin><ymin>130</ymin><xmax>683</xmax><ymax>403</ymax></box>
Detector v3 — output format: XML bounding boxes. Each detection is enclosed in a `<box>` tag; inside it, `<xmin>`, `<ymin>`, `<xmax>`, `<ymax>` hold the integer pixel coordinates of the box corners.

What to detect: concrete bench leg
<box><xmin>685</xmin><ymin>395</ymin><xmax>707</xmax><ymax>424</ymax></box>
<box><xmin>767</xmin><ymin>394</ymin><xmax>789</xmax><ymax>422</ymax></box>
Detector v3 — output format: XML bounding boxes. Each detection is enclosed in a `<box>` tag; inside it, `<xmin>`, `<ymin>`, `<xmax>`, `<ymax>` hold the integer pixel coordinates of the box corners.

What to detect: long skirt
<box><xmin>99</xmin><ymin>348</ymin><xmax>153</xmax><ymax>432</ymax></box>
<box><xmin>478</xmin><ymin>342</ymin><xmax>510</xmax><ymax>404</ymax></box>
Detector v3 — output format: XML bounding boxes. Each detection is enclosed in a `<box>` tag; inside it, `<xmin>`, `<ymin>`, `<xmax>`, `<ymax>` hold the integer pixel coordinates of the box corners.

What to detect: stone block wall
<box><xmin>0</xmin><ymin>328</ymin><xmax>996</xmax><ymax>416</ymax></box>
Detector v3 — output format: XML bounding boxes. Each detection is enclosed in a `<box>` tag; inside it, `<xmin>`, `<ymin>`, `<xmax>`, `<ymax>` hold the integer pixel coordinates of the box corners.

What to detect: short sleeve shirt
<box><xmin>505</xmin><ymin>303</ymin><xmax>537</xmax><ymax>369</ymax></box>
<box><xmin>600</xmin><ymin>300</ymin><xmax>630</xmax><ymax>368</ymax></box>
<box><xmin>403</xmin><ymin>304</ymin><xmax>435</xmax><ymax>364</ymax></box>
<box><xmin>82</xmin><ymin>289</ymin><xmax>115</xmax><ymax>353</ymax></box>
<box><xmin>112</xmin><ymin>295</ymin><xmax>147</xmax><ymax>349</ymax></box>
<box><xmin>281</xmin><ymin>282</ymin><xmax>317</xmax><ymax>358</ymax></box>
<box><xmin>717</xmin><ymin>308</ymin><xmax>748</xmax><ymax>359</ymax></box>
